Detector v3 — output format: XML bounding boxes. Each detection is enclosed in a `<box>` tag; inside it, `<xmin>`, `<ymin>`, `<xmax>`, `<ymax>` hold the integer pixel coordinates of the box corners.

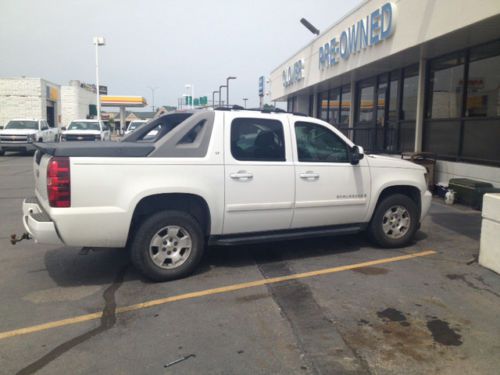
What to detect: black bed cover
<box><xmin>33</xmin><ymin>142</ymin><xmax>155</xmax><ymax>157</ymax></box>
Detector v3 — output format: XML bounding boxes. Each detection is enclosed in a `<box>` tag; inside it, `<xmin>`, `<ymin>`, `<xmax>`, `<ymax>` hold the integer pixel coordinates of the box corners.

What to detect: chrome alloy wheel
<box><xmin>148</xmin><ymin>226</ymin><xmax>192</xmax><ymax>269</ymax></box>
<box><xmin>382</xmin><ymin>205</ymin><xmax>411</xmax><ymax>239</ymax></box>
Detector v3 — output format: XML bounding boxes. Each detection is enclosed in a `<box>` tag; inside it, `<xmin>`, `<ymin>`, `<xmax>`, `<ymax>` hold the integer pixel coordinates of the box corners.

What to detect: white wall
<box><xmin>0</xmin><ymin>78</ymin><xmax>43</xmax><ymax>126</ymax></box>
<box><xmin>436</xmin><ymin>160</ymin><xmax>500</xmax><ymax>187</ymax></box>
<box><xmin>61</xmin><ymin>80</ymin><xmax>96</xmax><ymax>126</ymax></box>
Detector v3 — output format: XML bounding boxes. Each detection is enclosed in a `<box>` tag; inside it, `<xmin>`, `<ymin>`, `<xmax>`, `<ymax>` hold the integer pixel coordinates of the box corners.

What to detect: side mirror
<box><xmin>61</xmin><ymin>126</ymin><xmax>67</xmax><ymax>131</ymax></box>
<box><xmin>350</xmin><ymin>145</ymin><xmax>364</xmax><ymax>165</ymax></box>
<box><xmin>0</xmin><ymin>126</ymin><xmax>3</xmax><ymax>130</ymax></box>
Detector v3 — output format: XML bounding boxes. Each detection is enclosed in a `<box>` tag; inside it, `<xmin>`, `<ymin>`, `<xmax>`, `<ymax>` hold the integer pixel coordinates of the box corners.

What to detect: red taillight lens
<box><xmin>47</xmin><ymin>157</ymin><xmax>71</xmax><ymax>207</ymax></box>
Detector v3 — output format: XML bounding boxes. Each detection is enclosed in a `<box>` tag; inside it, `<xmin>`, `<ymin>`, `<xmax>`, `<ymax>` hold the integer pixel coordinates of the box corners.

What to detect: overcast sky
<box><xmin>0</xmin><ymin>0</ymin><xmax>360</xmax><ymax>110</ymax></box>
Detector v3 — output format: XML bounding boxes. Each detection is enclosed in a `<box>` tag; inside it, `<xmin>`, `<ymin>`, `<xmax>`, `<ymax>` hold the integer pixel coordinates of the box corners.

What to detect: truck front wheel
<box><xmin>368</xmin><ymin>194</ymin><xmax>418</xmax><ymax>248</ymax></box>
<box><xmin>130</xmin><ymin>210</ymin><xmax>205</xmax><ymax>281</ymax></box>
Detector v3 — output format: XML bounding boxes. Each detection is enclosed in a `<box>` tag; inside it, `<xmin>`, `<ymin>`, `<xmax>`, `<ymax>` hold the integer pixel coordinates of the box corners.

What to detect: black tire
<box><xmin>130</xmin><ymin>210</ymin><xmax>204</xmax><ymax>282</ymax></box>
<box><xmin>368</xmin><ymin>194</ymin><xmax>418</xmax><ymax>248</ymax></box>
<box><xmin>0</xmin><ymin>150</ymin><xmax>4</xmax><ymax>156</ymax></box>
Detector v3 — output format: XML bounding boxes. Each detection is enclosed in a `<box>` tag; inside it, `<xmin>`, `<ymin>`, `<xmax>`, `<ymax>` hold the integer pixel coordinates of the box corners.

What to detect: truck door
<box><xmin>223</xmin><ymin>113</ymin><xmax>295</xmax><ymax>235</ymax></box>
<box><xmin>40</xmin><ymin>121</ymin><xmax>50</xmax><ymax>141</ymax></box>
<box><xmin>291</xmin><ymin>120</ymin><xmax>371</xmax><ymax>228</ymax></box>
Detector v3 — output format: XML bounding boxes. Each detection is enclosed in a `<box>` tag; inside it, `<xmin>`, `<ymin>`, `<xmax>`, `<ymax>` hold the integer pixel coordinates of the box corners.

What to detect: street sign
<box><xmin>259</xmin><ymin>76</ymin><xmax>265</xmax><ymax>97</ymax></box>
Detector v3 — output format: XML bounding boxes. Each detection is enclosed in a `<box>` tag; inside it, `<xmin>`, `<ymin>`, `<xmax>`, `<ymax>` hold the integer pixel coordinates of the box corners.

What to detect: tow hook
<box><xmin>10</xmin><ymin>233</ymin><xmax>32</xmax><ymax>245</ymax></box>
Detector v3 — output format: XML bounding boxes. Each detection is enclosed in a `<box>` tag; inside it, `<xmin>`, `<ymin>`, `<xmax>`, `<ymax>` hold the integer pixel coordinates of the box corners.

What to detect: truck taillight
<box><xmin>47</xmin><ymin>157</ymin><xmax>71</xmax><ymax>207</ymax></box>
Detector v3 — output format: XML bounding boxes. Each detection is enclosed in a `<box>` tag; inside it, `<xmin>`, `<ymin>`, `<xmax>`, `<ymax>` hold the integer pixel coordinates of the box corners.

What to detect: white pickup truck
<box><xmin>0</xmin><ymin>119</ymin><xmax>58</xmax><ymax>155</ymax></box>
<box><xmin>60</xmin><ymin>119</ymin><xmax>111</xmax><ymax>142</ymax></box>
<box><xmin>21</xmin><ymin>109</ymin><xmax>431</xmax><ymax>281</ymax></box>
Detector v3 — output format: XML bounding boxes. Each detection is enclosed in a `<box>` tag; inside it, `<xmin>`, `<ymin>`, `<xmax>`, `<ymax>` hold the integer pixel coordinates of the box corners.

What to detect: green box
<box><xmin>448</xmin><ymin>178</ymin><xmax>493</xmax><ymax>209</ymax></box>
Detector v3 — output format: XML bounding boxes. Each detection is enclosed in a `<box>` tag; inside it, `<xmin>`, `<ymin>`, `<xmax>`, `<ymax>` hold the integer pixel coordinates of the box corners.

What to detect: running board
<box><xmin>209</xmin><ymin>224</ymin><xmax>364</xmax><ymax>246</ymax></box>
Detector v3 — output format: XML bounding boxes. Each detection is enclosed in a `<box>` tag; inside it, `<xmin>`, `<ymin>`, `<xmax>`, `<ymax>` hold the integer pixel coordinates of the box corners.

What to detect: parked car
<box><xmin>125</xmin><ymin>120</ymin><xmax>147</xmax><ymax>135</ymax></box>
<box><xmin>0</xmin><ymin>119</ymin><xmax>58</xmax><ymax>155</ymax></box>
<box><xmin>22</xmin><ymin>108</ymin><xmax>431</xmax><ymax>281</ymax></box>
<box><xmin>60</xmin><ymin>120</ymin><xmax>111</xmax><ymax>142</ymax></box>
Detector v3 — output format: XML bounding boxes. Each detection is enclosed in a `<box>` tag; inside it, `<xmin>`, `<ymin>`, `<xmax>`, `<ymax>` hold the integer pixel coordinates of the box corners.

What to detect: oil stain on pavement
<box><xmin>343</xmin><ymin>306</ymin><xmax>464</xmax><ymax>369</ymax></box>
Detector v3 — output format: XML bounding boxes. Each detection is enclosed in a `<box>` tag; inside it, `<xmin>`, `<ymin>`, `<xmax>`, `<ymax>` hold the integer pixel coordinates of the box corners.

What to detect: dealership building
<box><xmin>270</xmin><ymin>0</ymin><xmax>500</xmax><ymax>186</ymax></box>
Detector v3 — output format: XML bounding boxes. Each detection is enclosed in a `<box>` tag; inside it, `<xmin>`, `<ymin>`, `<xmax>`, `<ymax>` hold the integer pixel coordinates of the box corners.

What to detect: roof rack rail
<box><xmin>214</xmin><ymin>105</ymin><xmax>245</xmax><ymax>111</ymax></box>
<box><xmin>213</xmin><ymin>106</ymin><xmax>310</xmax><ymax>117</ymax></box>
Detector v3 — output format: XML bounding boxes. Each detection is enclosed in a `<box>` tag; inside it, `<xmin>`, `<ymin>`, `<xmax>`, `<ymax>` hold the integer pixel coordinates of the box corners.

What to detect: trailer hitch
<box><xmin>10</xmin><ymin>233</ymin><xmax>32</xmax><ymax>245</ymax></box>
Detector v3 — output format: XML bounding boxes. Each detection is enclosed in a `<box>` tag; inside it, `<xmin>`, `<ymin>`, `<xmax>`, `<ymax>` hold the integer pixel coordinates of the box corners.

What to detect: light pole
<box><xmin>212</xmin><ymin>90</ymin><xmax>219</xmax><ymax>108</ymax></box>
<box><xmin>219</xmin><ymin>85</ymin><xmax>227</xmax><ymax>106</ymax></box>
<box><xmin>93</xmin><ymin>36</ymin><xmax>105</xmax><ymax>120</ymax></box>
<box><xmin>185</xmin><ymin>84</ymin><xmax>194</xmax><ymax>109</ymax></box>
<box><xmin>243</xmin><ymin>98</ymin><xmax>248</xmax><ymax>108</ymax></box>
<box><xmin>226</xmin><ymin>76</ymin><xmax>236</xmax><ymax>107</ymax></box>
<box><xmin>300</xmin><ymin>18</ymin><xmax>320</xmax><ymax>35</ymax></box>
<box><xmin>148</xmin><ymin>86</ymin><xmax>159</xmax><ymax>112</ymax></box>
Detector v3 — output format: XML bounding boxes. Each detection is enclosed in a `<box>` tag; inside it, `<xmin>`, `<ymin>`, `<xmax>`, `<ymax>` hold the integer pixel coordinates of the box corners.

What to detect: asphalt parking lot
<box><xmin>1</xmin><ymin>153</ymin><xmax>499</xmax><ymax>375</ymax></box>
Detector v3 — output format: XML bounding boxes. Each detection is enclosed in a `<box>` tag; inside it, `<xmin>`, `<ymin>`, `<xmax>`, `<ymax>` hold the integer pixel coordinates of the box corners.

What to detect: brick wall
<box><xmin>61</xmin><ymin>81</ymin><xmax>96</xmax><ymax>126</ymax></box>
<box><xmin>0</xmin><ymin>78</ymin><xmax>44</xmax><ymax>126</ymax></box>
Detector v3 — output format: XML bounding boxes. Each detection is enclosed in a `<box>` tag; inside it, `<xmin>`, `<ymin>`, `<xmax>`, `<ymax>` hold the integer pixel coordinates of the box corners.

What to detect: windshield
<box><xmin>5</xmin><ymin>120</ymin><xmax>38</xmax><ymax>130</ymax></box>
<box><xmin>67</xmin><ymin>121</ymin><xmax>101</xmax><ymax>131</ymax></box>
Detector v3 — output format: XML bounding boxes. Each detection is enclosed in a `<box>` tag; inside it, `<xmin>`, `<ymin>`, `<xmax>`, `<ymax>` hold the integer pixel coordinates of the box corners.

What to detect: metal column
<box><xmin>414</xmin><ymin>53</ymin><xmax>426</xmax><ymax>152</ymax></box>
<box><xmin>120</xmin><ymin>106</ymin><xmax>126</xmax><ymax>134</ymax></box>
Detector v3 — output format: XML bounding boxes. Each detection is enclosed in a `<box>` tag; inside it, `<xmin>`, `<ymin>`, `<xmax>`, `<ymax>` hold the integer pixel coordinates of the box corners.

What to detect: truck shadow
<box><xmin>43</xmin><ymin>232</ymin><xmax>428</xmax><ymax>287</ymax></box>
<box><xmin>44</xmin><ymin>247</ymin><xmax>133</xmax><ymax>287</ymax></box>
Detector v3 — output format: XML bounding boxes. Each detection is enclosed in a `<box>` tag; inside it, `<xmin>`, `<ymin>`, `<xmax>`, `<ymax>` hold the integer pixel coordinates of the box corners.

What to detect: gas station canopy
<box><xmin>100</xmin><ymin>96</ymin><xmax>147</xmax><ymax>108</ymax></box>
<box><xmin>100</xmin><ymin>96</ymin><xmax>148</xmax><ymax>132</ymax></box>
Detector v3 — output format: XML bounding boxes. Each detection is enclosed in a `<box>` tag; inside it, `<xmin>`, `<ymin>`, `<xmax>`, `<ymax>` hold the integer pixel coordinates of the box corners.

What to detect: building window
<box><xmin>356</xmin><ymin>79</ymin><xmax>375</xmax><ymax>123</ymax></box>
<box><xmin>423</xmin><ymin>39</ymin><xmax>500</xmax><ymax>164</ymax></box>
<box><xmin>388</xmin><ymin>71</ymin><xmax>399</xmax><ymax>122</ymax></box>
<box><xmin>308</xmin><ymin>94</ymin><xmax>314</xmax><ymax>117</ymax></box>
<box><xmin>466</xmin><ymin>40</ymin><xmax>500</xmax><ymax>117</ymax></box>
<box><xmin>340</xmin><ymin>85</ymin><xmax>351</xmax><ymax>126</ymax></box>
<box><xmin>328</xmin><ymin>88</ymin><xmax>340</xmax><ymax>125</ymax></box>
<box><xmin>287</xmin><ymin>96</ymin><xmax>297</xmax><ymax>112</ymax></box>
<box><xmin>376</xmin><ymin>75</ymin><xmax>388</xmax><ymax>127</ymax></box>
<box><xmin>401</xmin><ymin>65</ymin><xmax>419</xmax><ymax>120</ymax></box>
<box><xmin>427</xmin><ymin>52</ymin><xmax>465</xmax><ymax>119</ymax></box>
<box><xmin>317</xmin><ymin>91</ymin><xmax>329</xmax><ymax>122</ymax></box>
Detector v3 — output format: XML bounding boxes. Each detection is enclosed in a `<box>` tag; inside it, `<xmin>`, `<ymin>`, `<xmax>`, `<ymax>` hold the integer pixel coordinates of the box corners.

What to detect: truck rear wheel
<box><xmin>368</xmin><ymin>194</ymin><xmax>418</xmax><ymax>248</ymax></box>
<box><xmin>130</xmin><ymin>210</ymin><xmax>205</xmax><ymax>281</ymax></box>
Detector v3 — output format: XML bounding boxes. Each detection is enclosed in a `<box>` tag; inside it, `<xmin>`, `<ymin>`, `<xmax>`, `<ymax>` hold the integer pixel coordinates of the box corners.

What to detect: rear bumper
<box><xmin>0</xmin><ymin>143</ymin><xmax>35</xmax><ymax>152</ymax></box>
<box><xmin>22</xmin><ymin>197</ymin><xmax>64</xmax><ymax>245</ymax></box>
<box><xmin>421</xmin><ymin>190</ymin><xmax>432</xmax><ymax>221</ymax></box>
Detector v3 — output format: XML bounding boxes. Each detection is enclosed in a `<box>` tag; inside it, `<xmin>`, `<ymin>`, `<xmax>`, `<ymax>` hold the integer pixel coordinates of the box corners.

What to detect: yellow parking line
<box><xmin>0</xmin><ymin>250</ymin><xmax>435</xmax><ymax>341</ymax></box>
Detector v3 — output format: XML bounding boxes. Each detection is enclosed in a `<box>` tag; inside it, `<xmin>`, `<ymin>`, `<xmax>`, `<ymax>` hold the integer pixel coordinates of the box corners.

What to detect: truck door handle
<box><xmin>230</xmin><ymin>171</ymin><xmax>253</xmax><ymax>181</ymax></box>
<box><xmin>299</xmin><ymin>171</ymin><xmax>320</xmax><ymax>180</ymax></box>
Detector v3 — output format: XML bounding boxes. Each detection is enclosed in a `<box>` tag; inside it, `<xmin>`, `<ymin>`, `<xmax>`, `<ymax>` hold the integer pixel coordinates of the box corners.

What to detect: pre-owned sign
<box><xmin>319</xmin><ymin>2</ymin><xmax>396</xmax><ymax>70</ymax></box>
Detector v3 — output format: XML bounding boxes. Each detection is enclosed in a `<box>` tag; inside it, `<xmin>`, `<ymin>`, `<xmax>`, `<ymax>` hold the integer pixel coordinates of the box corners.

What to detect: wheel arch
<box><xmin>127</xmin><ymin>193</ymin><xmax>212</xmax><ymax>246</ymax></box>
<box><xmin>372</xmin><ymin>185</ymin><xmax>422</xmax><ymax>220</ymax></box>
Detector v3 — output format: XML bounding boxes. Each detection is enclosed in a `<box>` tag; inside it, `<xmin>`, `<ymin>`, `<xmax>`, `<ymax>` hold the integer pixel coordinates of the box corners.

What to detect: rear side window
<box><xmin>231</xmin><ymin>118</ymin><xmax>285</xmax><ymax>162</ymax></box>
<box><xmin>178</xmin><ymin>120</ymin><xmax>205</xmax><ymax>144</ymax></box>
